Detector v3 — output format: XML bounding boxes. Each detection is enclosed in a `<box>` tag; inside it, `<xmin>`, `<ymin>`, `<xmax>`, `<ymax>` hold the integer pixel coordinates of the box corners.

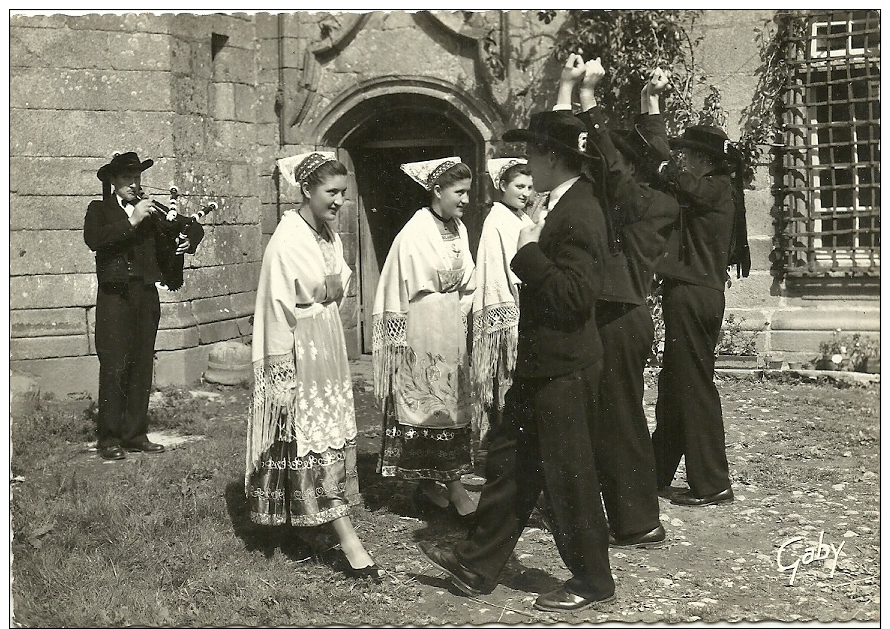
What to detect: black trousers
<box><xmin>94</xmin><ymin>280</ymin><xmax>161</xmax><ymax>448</ymax></box>
<box><xmin>455</xmin><ymin>362</ymin><xmax>614</xmax><ymax>600</ymax></box>
<box><xmin>651</xmin><ymin>280</ymin><xmax>730</xmax><ymax>496</ymax></box>
<box><xmin>595</xmin><ymin>301</ymin><xmax>660</xmax><ymax>537</ymax></box>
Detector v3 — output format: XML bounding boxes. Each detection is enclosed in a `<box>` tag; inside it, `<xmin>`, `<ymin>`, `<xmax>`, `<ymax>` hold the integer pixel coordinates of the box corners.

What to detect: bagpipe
<box><xmin>138</xmin><ymin>186</ymin><xmax>218</xmax><ymax>291</ymax></box>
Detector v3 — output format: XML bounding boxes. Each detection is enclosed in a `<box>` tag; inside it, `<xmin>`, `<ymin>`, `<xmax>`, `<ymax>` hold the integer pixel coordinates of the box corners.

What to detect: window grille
<box><xmin>778</xmin><ymin>10</ymin><xmax>880</xmax><ymax>277</ymax></box>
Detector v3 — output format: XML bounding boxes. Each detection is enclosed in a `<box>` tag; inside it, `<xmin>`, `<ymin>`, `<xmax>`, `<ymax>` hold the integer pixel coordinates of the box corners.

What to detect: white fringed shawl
<box><xmin>471</xmin><ymin>203</ymin><xmax>533</xmax><ymax>419</ymax></box>
<box><xmin>371</xmin><ymin>208</ymin><xmax>475</xmax><ymax>408</ymax></box>
<box><xmin>245</xmin><ymin>210</ymin><xmax>352</xmax><ymax>484</ymax></box>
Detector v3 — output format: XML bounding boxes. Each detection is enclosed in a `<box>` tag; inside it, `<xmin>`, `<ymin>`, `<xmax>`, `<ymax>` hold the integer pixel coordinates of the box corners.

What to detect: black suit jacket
<box><xmin>581</xmin><ymin>107</ymin><xmax>680</xmax><ymax>306</ymax></box>
<box><xmin>84</xmin><ymin>197</ymin><xmax>204</xmax><ymax>290</ymax></box>
<box><xmin>510</xmin><ymin>175</ymin><xmax>609</xmax><ymax>379</ymax></box>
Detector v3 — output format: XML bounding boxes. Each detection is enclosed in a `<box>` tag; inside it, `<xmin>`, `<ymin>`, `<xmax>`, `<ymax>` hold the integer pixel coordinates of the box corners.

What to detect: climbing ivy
<box><xmin>537</xmin><ymin>10</ymin><xmax>712</xmax><ymax>135</ymax></box>
<box><xmin>737</xmin><ymin>11</ymin><xmax>810</xmax><ymax>186</ymax></box>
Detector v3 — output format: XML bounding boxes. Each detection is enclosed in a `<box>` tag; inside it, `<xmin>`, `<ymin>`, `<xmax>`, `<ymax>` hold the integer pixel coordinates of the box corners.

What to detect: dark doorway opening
<box><xmin>335</xmin><ymin>96</ymin><xmax>484</xmax><ymax>353</ymax></box>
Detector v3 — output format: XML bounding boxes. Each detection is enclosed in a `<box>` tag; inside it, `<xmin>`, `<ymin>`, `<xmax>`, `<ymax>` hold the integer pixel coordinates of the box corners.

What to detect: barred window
<box><xmin>779</xmin><ymin>10</ymin><xmax>880</xmax><ymax>277</ymax></box>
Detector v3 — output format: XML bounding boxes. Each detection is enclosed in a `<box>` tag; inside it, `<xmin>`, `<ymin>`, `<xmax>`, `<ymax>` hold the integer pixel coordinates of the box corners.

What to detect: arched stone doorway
<box><xmin>322</xmin><ymin>91</ymin><xmax>488</xmax><ymax>353</ymax></box>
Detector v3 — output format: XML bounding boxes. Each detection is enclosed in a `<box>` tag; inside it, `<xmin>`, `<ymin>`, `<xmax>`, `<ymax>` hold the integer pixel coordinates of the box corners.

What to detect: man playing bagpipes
<box><xmin>84</xmin><ymin>151</ymin><xmax>205</xmax><ymax>461</ymax></box>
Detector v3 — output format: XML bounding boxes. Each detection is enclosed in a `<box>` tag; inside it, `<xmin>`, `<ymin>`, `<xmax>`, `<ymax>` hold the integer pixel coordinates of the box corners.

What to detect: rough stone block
<box><xmin>154</xmin><ymin>345</ymin><xmax>210</xmax><ymax>390</ymax></box>
<box><xmin>255</xmin><ymin>12</ymin><xmax>279</xmax><ymax>39</ymax></box>
<box><xmin>744</xmin><ymin>188</ymin><xmax>778</xmax><ymax>237</ymax></box>
<box><xmin>10</xmin><ymin>307</ymin><xmax>88</xmax><ymax>338</ymax></box>
<box><xmin>173</xmin><ymin>261</ymin><xmax>260</xmax><ymax>301</ymax></box>
<box><xmin>172</xmin><ymin>75</ymin><xmax>210</xmax><ymax>117</ymax></box>
<box><xmin>230</xmin><ymin>163</ymin><xmax>258</xmax><ymax>200</ymax></box>
<box><xmin>190</xmin><ymin>295</ymin><xmax>237</xmax><ymax>325</ymax></box>
<box><xmin>191</xmin><ymin>224</ymin><xmax>262</xmax><ymax>266</ymax></box>
<box><xmin>11</xmin><ymin>355</ymin><xmax>99</xmax><ymax>398</ymax></box>
<box><xmin>745</xmin><ymin>237</ymin><xmax>775</xmax><ymax>275</ymax></box>
<box><xmin>769</xmin><ymin>330</ymin><xmax>839</xmax><ymax>356</ymax></box>
<box><xmin>10</xmin><ymin>230</ymin><xmax>96</xmax><ymax>276</ymax></box>
<box><xmin>10</xmin><ymin>334</ymin><xmax>90</xmax><ymax>360</ymax></box>
<box><xmin>11</xmin><ymin>195</ymin><xmax>88</xmax><ymax>231</ymax></box>
<box><xmin>65</xmin><ymin>13</ymin><xmax>170</xmax><ymax>34</ymax></box>
<box><xmin>261</xmin><ymin>203</ymin><xmax>280</xmax><ymax>236</ymax></box>
<box><xmin>210</xmin><ymin>14</ymin><xmax>256</xmax><ymax>50</ymax></box>
<box><xmin>158</xmin><ymin>300</ymin><xmax>198</xmax><ymax>328</ymax></box>
<box><xmin>11</xmin><ymin>273</ymin><xmax>97</xmax><ymax>310</ymax></box>
<box><xmin>10</xmin><ymin>68</ymin><xmax>172</xmax><ymax>112</ymax></box>
<box><xmin>217</xmin><ymin>195</ymin><xmax>262</xmax><ymax>226</ymax></box>
<box><xmin>230</xmin><ymin>291</ymin><xmax>257</xmax><ymax>317</ymax></box>
<box><xmin>724</xmin><ymin>272</ymin><xmax>777</xmax><ymax>309</ymax></box>
<box><xmin>255</xmin><ymin>42</ymin><xmax>279</xmax><ymax>86</ymax></box>
<box><xmin>234</xmin><ymin>83</ymin><xmax>256</xmax><ymax>123</ymax></box>
<box><xmin>155</xmin><ymin>326</ymin><xmax>200</xmax><ymax>351</ymax></box>
<box><xmin>10</xmin><ymin>112</ymin><xmax>174</xmax><ymax>161</ymax></box>
<box><xmin>211</xmin><ymin>121</ymin><xmax>259</xmax><ymax>161</ymax></box>
<box><xmin>212</xmin><ymin>82</ymin><xmax>236</xmax><ymax>120</ymax></box>
<box><xmin>771</xmin><ymin>308</ymin><xmax>880</xmax><ymax>332</ymax></box>
<box><xmin>279</xmin><ymin>36</ymin><xmax>305</xmax><ymax>70</ymax></box>
<box><xmin>11</xmin><ymin>24</ymin><xmax>171</xmax><ymax>71</ymax></box>
<box><xmin>197</xmin><ymin>318</ymin><xmax>242</xmax><ymax>345</ymax></box>
<box><xmin>210</xmin><ymin>46</ymin><xmax>255</xmax><ymax>83</ymax></box>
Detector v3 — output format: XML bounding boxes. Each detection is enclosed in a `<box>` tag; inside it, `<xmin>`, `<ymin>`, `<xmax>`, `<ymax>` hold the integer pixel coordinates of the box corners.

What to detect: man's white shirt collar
<box><xmin>547</xmin><ymin>176</ymin><xmax>581</xmax><ymax>211</ymax></box>
<box><xmin>116</xmin><ymin>193</ymin><xmax>134</xmax><ymax>218</ymax></box>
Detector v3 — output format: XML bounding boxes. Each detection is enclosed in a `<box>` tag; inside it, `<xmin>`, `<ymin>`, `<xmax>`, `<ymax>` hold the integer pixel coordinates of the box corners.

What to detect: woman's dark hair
<box><xmin>432</xmin><ymin>162</ymin><xmax>473</xmax><ymax>191</ymax></box>
<box><xmin>302</xmin><ymin>159</ymin><xmax>348</xmax><ymax>193</ymax></box>
<box><xmin>499</xmin><ymin>162</ymin><xmax>532</xmax><ymax>189</ymax></box>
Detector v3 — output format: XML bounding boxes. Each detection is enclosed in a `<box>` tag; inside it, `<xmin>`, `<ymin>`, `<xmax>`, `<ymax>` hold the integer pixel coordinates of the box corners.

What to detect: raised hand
<box><xmin>560</xmin><ymin>53</ymin><xmax>587</xmax><ymax>85</ymax></box>
<box><xmin>518</xmin><ymin>211</ymin><xmax>547</xmax><ymax>249</ymax></box>
<box><xmin>130</xmin><ymin>198</ymin><xmax>153</xmax><ymax>226</ymax></box>
<box><xmin>580</xmin><ymin>57</ymin><xmax>605</xmax><ymax>91</ymax></box>
<box><xmin>645</xmin><ymin>67</ymin><xmax>671</xmax><ymax>96</ymax></box>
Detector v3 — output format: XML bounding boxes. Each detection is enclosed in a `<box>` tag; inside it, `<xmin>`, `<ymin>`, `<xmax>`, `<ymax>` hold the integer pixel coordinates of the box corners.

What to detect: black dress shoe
<box><xmin>98</xmin><ymin>445</ymin><xmax>126</xmax><ymax>460</ymax></box>
<box><xmin>670</xmin><ymin>487</ymin><xmax>734</xmax><ymax>507</ymax></box>
<box><xmin>533</xmin><ymin>585</ymin><xmax>616</xmax><ymax>612</ymax></box>
<box><xmin>609</xmin><ymin>523</ymin><xmax>666</xmax><ymax>547</ymax></box>
<box><xmin>417</xmin><ymin>541</ymin><xmax>489</xmax><ymax>596</ymax></box>
<box><xmin>657</xmin><ymin>485</ymin><xmax>687</xmax><ymax>499</ymax></box>
<box><xmin>121</xmin><ymin>438</ymin><xmax>165</xmax><ymax>453</ymax></box>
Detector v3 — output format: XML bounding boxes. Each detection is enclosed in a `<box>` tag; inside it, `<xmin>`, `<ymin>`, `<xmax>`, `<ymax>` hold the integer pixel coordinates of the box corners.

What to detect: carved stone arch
<box><xmin>308</xmin><ymin>75</ymin><xmax>502</xmax><ymax>148</ymax></box>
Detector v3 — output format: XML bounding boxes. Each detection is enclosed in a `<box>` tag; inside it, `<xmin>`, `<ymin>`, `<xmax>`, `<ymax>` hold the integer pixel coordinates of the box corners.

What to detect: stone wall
<box><xmin>9</xmin><ymin>13</ymin><xmax>265</xmax><ymax>396</ymax></box>
<box><xmin>8</xmin><ymin>10</ymin><xmax>880</xmax><ymax>399</ymax></box>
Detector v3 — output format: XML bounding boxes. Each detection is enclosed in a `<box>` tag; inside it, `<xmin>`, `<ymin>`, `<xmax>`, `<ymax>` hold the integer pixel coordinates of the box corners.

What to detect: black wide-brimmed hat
<box><xmin>611</xmin><ymin>123</ymin><xmax>672</xmax><ymax>164</ymax></box>
<box><xmin>502</xmin><ymin>111</ymin><xmax>599</xmax><ymax>159</ymax></box>
<box><xmin>670</xmin><ymin>125</ymin><xmax>743</xmax><ymax>163</ymax></box>
<box><xmin>96</xmin><ymin>151</ymin><xmax>154</xmax><ymax>182</ymax></box>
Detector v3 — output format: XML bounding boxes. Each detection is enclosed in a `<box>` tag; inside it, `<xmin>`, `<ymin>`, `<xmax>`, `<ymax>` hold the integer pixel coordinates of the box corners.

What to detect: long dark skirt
<box><xmin>377</xmin><ymin>395</ymin><xmax>473</xmax><ymax>483</ymax></box>
<box><xmin>248</xmin><ymin>438</ymin><xmax>361</xmax><ymax>527</ymax></box>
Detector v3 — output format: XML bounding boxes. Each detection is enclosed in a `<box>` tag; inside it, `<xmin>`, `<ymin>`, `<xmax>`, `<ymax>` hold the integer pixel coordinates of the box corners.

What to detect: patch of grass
<box><xmin>148</xmin><ymin>385</ymin><xmax>211</xmax><ymax>434</ymax></box>
<box><xmin>10</xmin><ymin>376</ymin><xmax>881</xmax><ymax>626</ymax></box>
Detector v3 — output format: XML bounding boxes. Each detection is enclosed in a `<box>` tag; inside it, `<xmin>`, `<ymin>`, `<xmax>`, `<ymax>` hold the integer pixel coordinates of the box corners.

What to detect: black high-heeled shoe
<box><xmin>342</xmin><ymin>558</ymin><xmax>384</xmax><ymax>583</ymax></box>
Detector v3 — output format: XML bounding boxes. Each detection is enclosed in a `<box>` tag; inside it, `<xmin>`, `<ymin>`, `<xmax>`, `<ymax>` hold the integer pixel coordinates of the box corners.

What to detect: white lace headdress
<box><xmin>277</xmin><ymin>151</ymin><xmax>337</xmax><ymax>190</ymax></box>
<box><xmin>400</xmin><ymin>156</ymin><xmax>462</xmax><ymax>190</ymax></box>
<box><xmin>487</xmin><ymin>157</ymin><xmax>527</xmax><ymax>190</ymax></box>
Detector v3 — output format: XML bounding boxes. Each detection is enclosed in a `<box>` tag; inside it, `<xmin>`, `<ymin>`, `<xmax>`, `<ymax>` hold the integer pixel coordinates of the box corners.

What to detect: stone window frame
<box><xmin>778</xmin><ymin>9</ymin><xmax>880</xmax><ymax>278</ymax></box>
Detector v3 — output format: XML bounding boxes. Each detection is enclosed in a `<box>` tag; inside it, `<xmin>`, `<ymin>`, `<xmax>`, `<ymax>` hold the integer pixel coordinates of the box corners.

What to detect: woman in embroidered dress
<box><xmin>246</xmin><ymin>152</ymin><xmax>383</xmax><ymax>581</ymax></box>
<box><xmin>471</xmin><ymin>158</ymin><xmax>534</xmax><ymax>448</ymax></box>
<box><xmin>372</xmin><ymin>157</ymin><xmax>478</xmax><ymax>519</ymax></box>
